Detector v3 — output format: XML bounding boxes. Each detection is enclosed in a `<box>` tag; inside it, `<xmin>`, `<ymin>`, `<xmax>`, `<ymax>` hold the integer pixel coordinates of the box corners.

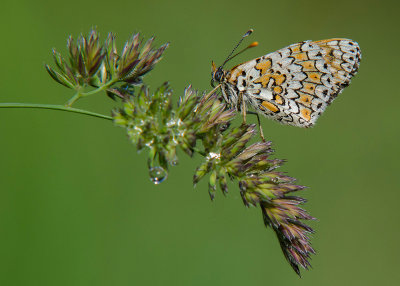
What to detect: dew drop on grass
<box><xmin>149</xmin><ymin>166</ymin><xmax>168</xmax><ymax>184</ymax></box>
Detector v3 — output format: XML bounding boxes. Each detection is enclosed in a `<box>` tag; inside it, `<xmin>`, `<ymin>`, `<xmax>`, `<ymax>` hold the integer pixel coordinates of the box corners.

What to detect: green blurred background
<box><xmin>0</xmin><ymin>0</ymin><xmax>398</xmax><ymax>285</ymax></box>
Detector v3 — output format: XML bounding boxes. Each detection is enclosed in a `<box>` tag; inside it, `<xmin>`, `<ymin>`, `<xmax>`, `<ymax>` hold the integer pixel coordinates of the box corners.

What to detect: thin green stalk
<box><xmin>65</xmin><ymin>80</ymin><xmax>117</xmax><ymax>107</ymax></box>
<box><xmin>81</xmin><ymin>80</ymin><xmax>117</xmax><ymax>97</ymax></box>
<box><xmin>0</xmin><ymin>103</ymin><xmax>113</xmax><ymax>121</ymax></box>
<box><xmin>81</xmin><ymin>84</ymin><xmax>108</xmax><ymax>96</ymax></box>
<box><xmin>66</xmin><ymin>92</ymin><xmax>82</xmax><ymax>107</ymax></box>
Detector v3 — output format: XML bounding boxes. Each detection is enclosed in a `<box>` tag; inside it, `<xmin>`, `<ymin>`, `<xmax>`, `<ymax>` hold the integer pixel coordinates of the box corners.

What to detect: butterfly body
<box><xmin>212</xmin><ymin>38</ymin><xmax>361</xmax><ymax>127</ymax></box>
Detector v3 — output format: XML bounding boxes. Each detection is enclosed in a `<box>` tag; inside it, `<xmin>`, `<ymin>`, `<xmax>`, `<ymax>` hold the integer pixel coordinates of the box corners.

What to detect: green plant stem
<box><xmin>66</xmin><ymin>92</ymin><xmax>81</xmax><ymax>106</ymax></box>
<box><xmin>81</xmin><ymin>84</ymin><xmax>109</xmax><ymax>96</ymax></box>
<box><xmin>66</xmin><ymin>80</ymin><xmax>117</xmax><ymax>107</ymax></box>
<box><xmin>0</xmin><ymin>103</ymin><xmax>113</xmax><ymax>121</ymax></box>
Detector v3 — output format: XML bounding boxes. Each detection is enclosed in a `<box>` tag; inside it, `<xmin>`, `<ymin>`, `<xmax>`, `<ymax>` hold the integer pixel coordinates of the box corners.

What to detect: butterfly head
<box><xmin>210</xmin><ymin>29</ymin><xmax>258</xmax><ymax>88</ymax></box>
<box><xmin>211</xmin><ymin>61</ymin><xmax>226</xmax><ymax>87</ymax></box>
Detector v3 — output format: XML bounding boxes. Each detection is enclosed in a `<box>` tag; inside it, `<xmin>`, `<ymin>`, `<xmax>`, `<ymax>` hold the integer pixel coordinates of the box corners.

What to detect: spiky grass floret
<box><xmin>113</xmin><ymin>86</ymin><xmax>315</xmax><ymax>275</ymax></box>
<box><xmin>45</xmin><ymin>28</ymin><xmax>168</xmax><ymax>105</ymax></box>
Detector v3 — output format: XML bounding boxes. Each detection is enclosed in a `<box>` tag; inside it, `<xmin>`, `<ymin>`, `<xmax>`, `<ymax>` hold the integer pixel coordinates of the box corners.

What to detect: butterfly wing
<box><xmin>228</xmin><ymin>39</ymin><xmax>361</xmax><ymax>127</ymax></box>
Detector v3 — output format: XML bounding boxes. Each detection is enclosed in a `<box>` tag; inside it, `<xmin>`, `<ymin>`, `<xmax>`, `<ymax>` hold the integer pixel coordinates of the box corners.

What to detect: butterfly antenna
<box><xmin>225</xmin><ymin>41</ymin><xmax>258</xmax><ymax>64</ymax></box>
<box><xmin>221</xmin><ymin>29</ymin><xmax>256</xmax><ymax>67</ymax></box>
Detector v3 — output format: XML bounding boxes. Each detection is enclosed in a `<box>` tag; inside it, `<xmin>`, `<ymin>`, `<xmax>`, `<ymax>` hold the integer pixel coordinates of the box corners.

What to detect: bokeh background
<box><xmin>0</xmin><ymin>0</ymin><xmax>398</xmax><ymax>285</ymax></box>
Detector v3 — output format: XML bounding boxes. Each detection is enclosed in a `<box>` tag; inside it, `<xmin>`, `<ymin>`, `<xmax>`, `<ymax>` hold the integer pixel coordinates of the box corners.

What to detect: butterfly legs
<box><xmin>237</xmin><ymin>91</ymin><xmax>247</xmax><ymax>123</ymax></box>
<box><xmin>238</xmin><ymin>91</ymin><xmax>265</xmax><ymax>141</ymax></box>
<box><xmin>247</xmin><ymin>111</ymin><xmax>265</xmax><ymax>142</ymax></box>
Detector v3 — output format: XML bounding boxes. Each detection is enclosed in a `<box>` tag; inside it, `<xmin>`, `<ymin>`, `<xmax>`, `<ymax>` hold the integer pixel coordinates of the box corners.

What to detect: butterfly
<box><xmin>211</xmin><ymin>30</ymin><xmax>361</xmax><ymax>138</ymax></box>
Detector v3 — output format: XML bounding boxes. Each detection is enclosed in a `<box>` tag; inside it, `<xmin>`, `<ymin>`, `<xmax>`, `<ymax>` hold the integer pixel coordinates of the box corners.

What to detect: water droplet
<box><xmin>149</xmin><ymin>166</ymin><xmax>168</xmax><ymax>185</ymax></box>
<box><xmin>219</xmin><ymin>122</ymin><xmax>230</xmax><ymax>132</ymax></box>
<box><xmin>120</xmin><ymin>83</ymin><xmax>135</xmax><ymax>95</ymax></box>
<box><xmin>271</xmin><ymin>176</ymin><xmax>279</xmax><ymax>183</ymax></box>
